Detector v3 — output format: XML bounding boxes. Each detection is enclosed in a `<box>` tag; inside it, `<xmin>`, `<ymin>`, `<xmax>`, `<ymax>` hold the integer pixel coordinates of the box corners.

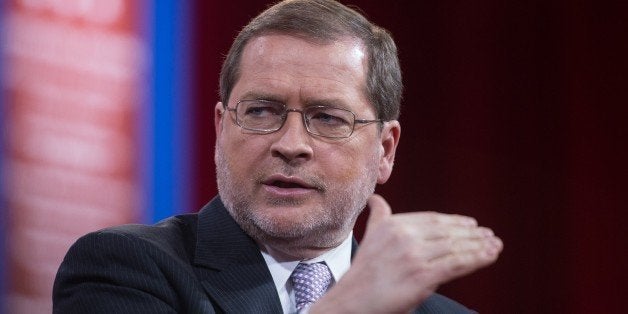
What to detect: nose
<box><xmin>269</xmin><ymin>111</ymin><xmax>313</xmax><ymax>163</ymax></box>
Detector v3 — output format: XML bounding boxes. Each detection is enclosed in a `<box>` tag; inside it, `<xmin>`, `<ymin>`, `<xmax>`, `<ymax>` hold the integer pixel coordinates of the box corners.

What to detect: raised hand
<box><xmin>312</xmin><ymin>194</ymin><xmax>503</xmax><ymax>313</ymax></box>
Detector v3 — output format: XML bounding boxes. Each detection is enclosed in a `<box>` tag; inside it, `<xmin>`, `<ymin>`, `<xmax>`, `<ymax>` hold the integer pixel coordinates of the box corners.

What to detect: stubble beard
<box><xmin>215</xmin><ymin>143</ymin><xmax>379</xmax><ymax>256</ymax></box>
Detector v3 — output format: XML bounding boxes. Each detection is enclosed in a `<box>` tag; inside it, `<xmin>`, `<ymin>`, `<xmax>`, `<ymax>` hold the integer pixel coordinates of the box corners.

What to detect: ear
<box><xmin>377</xmin><ymin>120</ymin><xmax>401</xmax><ymax>184</ymax></box>
<box><xmin>214</xmin><ymin>102</ymin><xmax>225</xmax><ymax>136</ymax></box>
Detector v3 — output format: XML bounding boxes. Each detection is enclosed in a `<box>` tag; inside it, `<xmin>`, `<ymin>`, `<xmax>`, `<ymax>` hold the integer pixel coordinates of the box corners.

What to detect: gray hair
<box><xmin>219</xmin><ymin>0</ymin><xmax>402</xmax><ymax>121</ymax></box>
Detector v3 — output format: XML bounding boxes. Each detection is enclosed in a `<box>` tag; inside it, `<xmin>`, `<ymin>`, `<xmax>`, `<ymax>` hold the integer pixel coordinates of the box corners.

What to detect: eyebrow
<box><xmin>303</xmin><ymin>98</ymin><xmax>350</xmax><ymax>110</ymax></box>
<box><xmin>238</xmin><ymin>91</ymin><xmax>283</xmax><ymax>103</ymax></box>
<box><xmin>238</xmin><ymin>91</ymin><xmax>351</xmax><ymax>110</ymax></box>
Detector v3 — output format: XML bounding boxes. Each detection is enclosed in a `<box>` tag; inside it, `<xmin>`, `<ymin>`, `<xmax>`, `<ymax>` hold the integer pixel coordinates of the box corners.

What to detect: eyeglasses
<box><xmin>225</xmin><ymin>99</ymin><xmax>382</xmax><ymax>138</ymax></box>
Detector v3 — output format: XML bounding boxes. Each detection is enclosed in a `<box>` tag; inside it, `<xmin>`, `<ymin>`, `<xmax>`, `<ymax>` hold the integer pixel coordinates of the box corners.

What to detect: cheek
<box><xmin>219</xmin><ymin>134</ymin><xmax>265</xmax><ymax>175</ymax></box>
<box><xmin>319</xmin><ymin>143</ymin><xmax>378</xmax><ymax>182</ymax></box>
<box><xmin>337</xmin><ymin>156</ymin><xmax>360</xmax><ymax>180</ymax></box>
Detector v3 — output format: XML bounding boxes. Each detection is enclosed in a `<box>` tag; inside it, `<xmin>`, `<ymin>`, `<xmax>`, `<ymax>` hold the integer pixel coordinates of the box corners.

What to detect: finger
<box><xmin>424</xmin><ymin>225</ymin><xmax>495</xmax><ymax>240</ymax></box>
<box><xmin>365</xmin><ymin>194</ymin><xmax>392</xmax><ymax>231</ymax></box>
<box><xmin>396</xmin><ymin>211</ymin><xmax>478</xmax><ymax>227</ymax></box>
<box><xmin>415</xmin><ymin>236</ymin><xmax>482</xmax><ymax>261</ymax></box>
<box><xmin>433</xmin><ymin>236</ymin><xmax>503</xmax><ymax>278</ymax></box>
<box><xmin>431</xmin><ymin>235</ymin><xmax>491</xmax><ymax>258</ymax></box>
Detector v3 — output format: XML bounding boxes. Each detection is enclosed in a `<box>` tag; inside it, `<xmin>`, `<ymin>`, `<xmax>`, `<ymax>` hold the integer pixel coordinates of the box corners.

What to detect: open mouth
<box><xmin>262</xmin><ymin>175</ymin><xmax>319</xmax><ymax>191</ymax></box>
<box><xmin>270</xmin><ymin>180</ymin><xmax>308</xmax><ymax>189</ymax></box>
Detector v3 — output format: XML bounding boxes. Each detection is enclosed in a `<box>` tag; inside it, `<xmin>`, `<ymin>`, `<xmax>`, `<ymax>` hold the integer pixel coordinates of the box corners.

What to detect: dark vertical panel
<box><xmin>562</xmin><ymin>1</ymin><xmax>628</xmax><ymax>312</ymax></box>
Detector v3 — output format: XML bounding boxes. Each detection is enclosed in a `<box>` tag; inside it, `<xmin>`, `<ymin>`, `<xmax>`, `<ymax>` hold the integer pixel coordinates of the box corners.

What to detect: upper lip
<box><xmin>262</xmin><ymin>174</ymin><xmax>318</xmax><ymax>190</ymax></box>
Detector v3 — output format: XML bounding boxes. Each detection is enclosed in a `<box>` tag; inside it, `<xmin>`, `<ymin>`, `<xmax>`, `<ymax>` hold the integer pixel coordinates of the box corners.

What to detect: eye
<box><xmin>241</xmin><ymin>102</ymin><xmax>283</xmax><ymax>117</ymax></box>
<box><xmin>312</xmin><ymin>112</ymin><xmax>342</xmax><ymax>124</ymax></box>
<box><xmin>309</xmin><ymin>108</ymin><xmax>351</xmax><ymax>126</ymax></box>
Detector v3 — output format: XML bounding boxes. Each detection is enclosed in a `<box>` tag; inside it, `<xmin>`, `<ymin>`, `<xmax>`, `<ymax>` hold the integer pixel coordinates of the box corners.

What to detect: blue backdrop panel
<box><xmin>146</xmin><ymin>0</ymin><xmax>196</xmax><ymax>223</ymax></box>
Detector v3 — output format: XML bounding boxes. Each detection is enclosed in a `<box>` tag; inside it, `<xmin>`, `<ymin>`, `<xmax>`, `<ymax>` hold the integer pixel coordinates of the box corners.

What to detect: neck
<box><xmin>257</xmin><ymin>239</ymin><xmax>340</xmax><ymax>262</ymax></box>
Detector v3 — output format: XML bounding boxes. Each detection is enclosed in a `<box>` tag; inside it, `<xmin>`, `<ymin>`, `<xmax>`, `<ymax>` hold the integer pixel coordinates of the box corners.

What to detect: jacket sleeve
<box><xmin>415</xmin><ymin>293</ymin><xmax>478</xmax><ymax>314</ymax></box>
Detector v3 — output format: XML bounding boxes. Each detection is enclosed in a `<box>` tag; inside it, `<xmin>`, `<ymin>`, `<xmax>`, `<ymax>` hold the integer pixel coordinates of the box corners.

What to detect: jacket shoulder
<box><xmin>100</xmin><ymin>213</ymin><xmax>199</xmax><ymax>262</ymax></box>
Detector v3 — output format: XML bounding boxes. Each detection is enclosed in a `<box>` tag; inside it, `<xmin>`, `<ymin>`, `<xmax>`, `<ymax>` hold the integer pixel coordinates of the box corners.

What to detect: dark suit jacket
<box><xmin>53</xmin><ymin>197</ymin><xmax>475</xmax><ymax>313</ymax></box>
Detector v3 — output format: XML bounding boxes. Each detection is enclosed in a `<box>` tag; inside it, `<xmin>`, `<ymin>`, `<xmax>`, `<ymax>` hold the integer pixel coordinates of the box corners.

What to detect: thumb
<box><xmin>365</xmin><ymin>194</ymin><xmax>392</xmax><ymax>232</ymax></box>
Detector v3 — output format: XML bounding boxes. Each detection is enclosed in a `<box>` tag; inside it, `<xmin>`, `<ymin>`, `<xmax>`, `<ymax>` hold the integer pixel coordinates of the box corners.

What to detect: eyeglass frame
<box><xmin>224</xmin><ymin>99</ymin><xmax>383</xmax><ymax>139</ymax></box>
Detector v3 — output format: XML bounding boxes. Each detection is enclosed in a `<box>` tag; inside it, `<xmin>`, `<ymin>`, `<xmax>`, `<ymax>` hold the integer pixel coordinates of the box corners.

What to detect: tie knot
<box><xmin>290</xmin><ymin>262</ymin><xmax>332</xmax><ymax>311</ymax></box>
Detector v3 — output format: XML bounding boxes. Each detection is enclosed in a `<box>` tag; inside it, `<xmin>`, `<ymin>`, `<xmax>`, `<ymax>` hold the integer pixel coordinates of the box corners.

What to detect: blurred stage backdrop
<box><xmin>0</xmin><ymin>1</ymin><xmax>625</xmax><ymax>313</ymax></box>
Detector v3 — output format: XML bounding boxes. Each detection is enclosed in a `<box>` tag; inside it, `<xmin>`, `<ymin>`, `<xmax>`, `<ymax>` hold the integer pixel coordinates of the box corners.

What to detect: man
<box><xmin>53</xmin><ymin>0</ymin><xmax>503</xmax><ymax>313</ymax></box>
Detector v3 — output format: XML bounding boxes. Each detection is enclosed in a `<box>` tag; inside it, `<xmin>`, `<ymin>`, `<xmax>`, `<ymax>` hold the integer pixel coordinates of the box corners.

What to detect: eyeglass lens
<box><xmin>235</xmin><ymin>100</ymin><xmax>355</xmax><ymax>138</ymax></box>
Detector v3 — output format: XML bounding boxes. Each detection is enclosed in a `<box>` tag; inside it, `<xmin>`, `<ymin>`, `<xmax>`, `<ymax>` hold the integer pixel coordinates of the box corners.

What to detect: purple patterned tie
<box><xmin>290</xmin><ymin>262</ymin><xmax>333</xmax><ymax>311</ymax></box>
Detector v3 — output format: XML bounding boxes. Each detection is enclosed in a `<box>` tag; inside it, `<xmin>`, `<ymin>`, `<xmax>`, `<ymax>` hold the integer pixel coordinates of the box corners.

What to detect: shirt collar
<box><xmin>261</xmin><ymin>232</ymin><xmax>353</xmax><ymax>294</ymax></box>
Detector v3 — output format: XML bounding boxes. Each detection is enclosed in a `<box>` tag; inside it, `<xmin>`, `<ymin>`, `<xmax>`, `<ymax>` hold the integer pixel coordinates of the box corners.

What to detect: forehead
<box><xmin>233</xmin><ymin>34</ymin><xmax>371</xmax><ymax>109</ymax></box>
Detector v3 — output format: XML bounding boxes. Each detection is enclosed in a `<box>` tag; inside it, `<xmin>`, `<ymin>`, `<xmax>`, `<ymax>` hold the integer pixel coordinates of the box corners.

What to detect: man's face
<box><xmin>214</xmin><ymin>34</ymin><xmax>399</xmax><ymax>259</ymax></box>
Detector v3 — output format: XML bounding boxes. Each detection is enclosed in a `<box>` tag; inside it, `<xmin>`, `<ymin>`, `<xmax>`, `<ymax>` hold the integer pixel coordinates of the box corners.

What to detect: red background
<box><xmin>191</xmin><ymin>1</ymin><xmax>627</xmax><ymax>312</ymax></box>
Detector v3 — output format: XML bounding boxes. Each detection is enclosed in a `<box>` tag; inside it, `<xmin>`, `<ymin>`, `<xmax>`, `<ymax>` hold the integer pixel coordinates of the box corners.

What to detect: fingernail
<box><xmin>489</xmin><ymin>237</ymin><xmax>502</xmax><ymax>249</ymax></box>
<box><xmin>485</xmin><ymin>242</ymin><xmax>500</xmax><ymax>256</ymax></box>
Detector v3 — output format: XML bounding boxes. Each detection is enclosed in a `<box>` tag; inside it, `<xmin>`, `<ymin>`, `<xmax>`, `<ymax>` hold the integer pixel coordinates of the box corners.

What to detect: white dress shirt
<box><xmin>260</xmin><ymin>232</ymin><xmax>353</xmax><ymax>314</ymax></box>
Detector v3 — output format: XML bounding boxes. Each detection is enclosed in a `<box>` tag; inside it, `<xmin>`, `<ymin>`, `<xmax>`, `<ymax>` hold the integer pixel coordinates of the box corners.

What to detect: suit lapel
<box><xmin>351</xmin><ymin>237</ymin><xmax>358</xmax><ymax>258</ymax></box>
<box><xmin>193</xmin><ymin>198</ymin><xmax>283</xmax><ymax>313</ymax></box>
